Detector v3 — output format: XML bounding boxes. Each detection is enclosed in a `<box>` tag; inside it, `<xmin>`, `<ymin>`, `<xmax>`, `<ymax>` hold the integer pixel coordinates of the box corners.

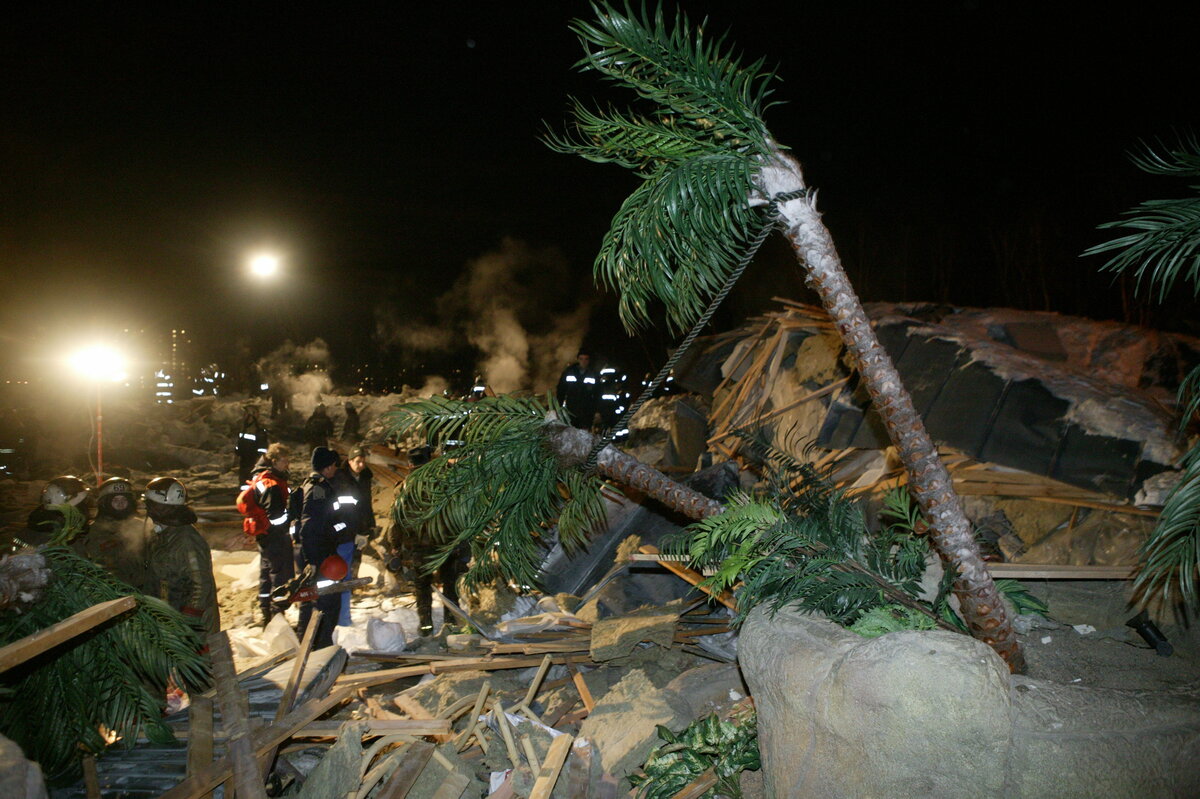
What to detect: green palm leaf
<box><xmin>384</xmin><ymin>395</ymin><xmax>608</xmax><ymax>589</ymax></box>
<box><xmin>548</xmin><ymin>3</ymin><xmax>781</xmax><ymax>334</ymax></box>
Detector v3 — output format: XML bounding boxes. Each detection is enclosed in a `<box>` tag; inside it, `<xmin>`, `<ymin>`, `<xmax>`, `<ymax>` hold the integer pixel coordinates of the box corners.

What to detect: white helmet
<box><xmin>42</xmin><ymin>476</ymin><xmax>91</xmax><ymax>509</ymax></box>
<box><xmin>145</xmin><ymin>476</ymin><xmax>188</xmax><ymax>506</ymax></box>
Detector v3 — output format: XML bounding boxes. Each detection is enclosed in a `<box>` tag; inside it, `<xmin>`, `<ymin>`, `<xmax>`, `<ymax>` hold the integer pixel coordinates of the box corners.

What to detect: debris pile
<box><xmin>681</xmin><ymin>300</ymin><xmax>1197</xmax><ymax>568</ymax></box>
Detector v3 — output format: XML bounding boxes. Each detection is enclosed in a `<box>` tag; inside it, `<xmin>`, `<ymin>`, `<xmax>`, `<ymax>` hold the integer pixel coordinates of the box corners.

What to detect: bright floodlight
<box><xmin>249</xmin><ymin>252</ymin><xmax>280</xmax><ymax>277</ymax></box>
<box><xmin>70</xmin><ymin>345</ymin><xmax>127</xmax><ymax>382</ymax></box>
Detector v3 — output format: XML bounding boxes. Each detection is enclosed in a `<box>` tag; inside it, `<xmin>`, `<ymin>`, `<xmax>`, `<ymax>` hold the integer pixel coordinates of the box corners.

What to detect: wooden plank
<box><xmin>671</xmin><ymin>768</ymin><xmax>718</xmax><ymax>799</ymax></box>
<box><xmin>170</xmin><ymin>718</ymin><xmax>453</xmax><ymax>740</ymax></box>
<box><xmin>287</xmin><ymin>719</ymin><xmax>453</xmax><ymax>737</ymax></box>
<box><xmin>528</xmin><ymin>733</ymin><xmax>575</xmax><ymax>799</ymax></box>
<box><xmin>638</xmin><ymin>545</ymin><xmax>737</xmax><ymax>612</ymax></box>
<box><xmin>430</xmin><ymin>773</ymin><xmax>470</xmax><ymax>799</ymax></box>
<box><xmin>336</xmin><ymin>653</ymin><xmax>591</xmax><ymax>690</ymax></box>
<box><xmin>567</xmin><ymin>663</ymin><xmax>595</xmax><ymax>714</ymax></box>
<box><xmin>987</xmin><ymin>563</ymin><xmax>1134</xmax><ymax>580</ymax></box>
<box><xmin>208</xmin><ymin>632</ymin><xmax>268</xmax><ymax>799</ymax></box>
<box><xmin>375</xmin><ymin>741</ymin><xmax>435</xmax><ymax>799</ymax></box>
<box><xmin>186</xmin><ymin>695</ymin><xmax>215</xmax><ymax>798</ymax></box>
<box><xmin>0</xmin><ymin>595</ymin><xmax>135</xmax><ymax>672</ymax></box>
<box><xmin>159</xmin><ymin>685</ymin><xmax>356</xmax><ymax>799</ymax></box>
<box><xmin>275</xmin><ymin>611</ymin><xmax>320</xmax><ymax>723</ymax></box>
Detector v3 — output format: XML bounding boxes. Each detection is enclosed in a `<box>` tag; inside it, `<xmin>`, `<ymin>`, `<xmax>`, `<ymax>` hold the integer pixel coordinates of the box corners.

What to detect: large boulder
<box><xmin>739</xmin><ymin>605</ymin><xmax>1200</xmax><ymax>798</ymax></box>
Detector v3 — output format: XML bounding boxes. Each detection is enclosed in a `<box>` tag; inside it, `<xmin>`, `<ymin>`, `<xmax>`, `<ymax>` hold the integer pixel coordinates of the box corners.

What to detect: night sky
<box><xmin>2</xmin><ymin>2</ymin><xmax>1197</xmax><ymax>385</ymax></box>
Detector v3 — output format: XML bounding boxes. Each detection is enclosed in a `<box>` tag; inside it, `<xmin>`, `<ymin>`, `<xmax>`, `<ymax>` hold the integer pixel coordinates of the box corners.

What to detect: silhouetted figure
<box><xmin>304</xmin><ymin>404</ymin><xmax>334</xmax><ymax>450</ymax></box>
<box><xmin>341</xmin><ymin>401</ymin><xmax>360</xmax><ymax>442</ymax></box>
<box><xmin>556</xmin><ymin>350</ymin><xmax>601</xmax><ymax>430</ymax></box>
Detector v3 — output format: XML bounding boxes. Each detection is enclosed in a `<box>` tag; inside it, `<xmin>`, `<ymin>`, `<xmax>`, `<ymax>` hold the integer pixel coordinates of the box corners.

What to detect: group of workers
<box><xmin>25</xmin><ymin>473</ymin><xmax>220</xmax><ymax>639</ymax></box>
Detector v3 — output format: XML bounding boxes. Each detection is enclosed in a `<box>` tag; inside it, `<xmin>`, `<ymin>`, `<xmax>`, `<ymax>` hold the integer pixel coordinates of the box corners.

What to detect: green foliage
<box><xmin>382</xmin><ymin>395</ymin><xmax>608</xmax><ymax>590</ymax></box>
<box><xmin>1084</xmin><ymin>136</ymin><xmax>1200</xmax><ymax>302</ymax></box>
<box><xmin>630</xmin><ymin>709</ymin><xmax>760</xmax><ymax>799</ymax></box>
<box><xmin>0</xmin><ymin>546</ymin><xmax>210</xmax><ymax>785</ymax></box>
<box><xmin>993</xmin><ymin>579</ymin><xmax>1050</xmax><ymax>618</ymax></box>
<box><xmin>547</xmin><ymin>3</ymin><xmax>780</xmax><ymax>333</ymax></box>
<box><xmin>1086</xmin><ymin>136</ymin><xmax>1200</xmax><ymax>611</ymax></box>
<box><xmin>665</xmin><ymin>440</ymin><xmax>945</xmax><ymax>628</ymax></box>
<box><xmin>848</xmin><ymin>604</ymin><xmax>938</xmax><ymax>638</ymax></box>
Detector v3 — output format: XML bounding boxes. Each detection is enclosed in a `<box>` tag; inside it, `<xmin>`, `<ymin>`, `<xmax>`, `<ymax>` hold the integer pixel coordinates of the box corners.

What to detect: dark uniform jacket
<box><xmin>331</xmin><ymin>464</ymin><xmax>375</xmax><ymax>544</ymax></box>
<box><xmin>145</xmin><ymin>523</ymin><xmax>219</xmax><ymax>636</ymax></box>
<box><xmin>297</xmin><ymin>471</ymin><xmax>337</xmax><ymax>568</ymax></box>
<box><xmin>556</xmin><ymin>363</ymin><xmax>601</xmax><ymax>428</ymax></box>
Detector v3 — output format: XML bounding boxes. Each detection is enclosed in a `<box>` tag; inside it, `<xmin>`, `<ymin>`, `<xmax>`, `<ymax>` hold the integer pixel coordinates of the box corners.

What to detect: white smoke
<box><xmin>376</xmin><ymin>238</ymin><xmax>591</xmax><ymax>395</ymax></box>
<box><xmin>255</xmin><ymin>339</ymin><xmax>333</xmax><ymax>417</ymax></box>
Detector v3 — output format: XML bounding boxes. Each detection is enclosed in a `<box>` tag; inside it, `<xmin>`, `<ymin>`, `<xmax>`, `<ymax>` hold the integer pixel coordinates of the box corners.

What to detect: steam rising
<box><xmin>256</xmin><ymin>339</ymin><xmax>333</xmax><ymax>416</ymax></box>
<box><xmin>376</xmin><ymin>238</ymin><xmax>591</xmax><ymax>394</ymax></box>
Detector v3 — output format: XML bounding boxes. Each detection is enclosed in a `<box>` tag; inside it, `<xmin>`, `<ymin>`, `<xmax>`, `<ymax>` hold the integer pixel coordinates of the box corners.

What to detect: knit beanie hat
<box><xmin>311</xmin><ymin>446</ymin><xmax>339</xmax><ymax>471</ymax></box>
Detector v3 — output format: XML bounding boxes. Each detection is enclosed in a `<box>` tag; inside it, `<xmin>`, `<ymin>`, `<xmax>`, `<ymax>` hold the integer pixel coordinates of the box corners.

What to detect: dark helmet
<box><xmin>41</xmin><ymin>476</ymin><xmax>91</xmax><ymax>510</ymax></box>
<box><xmin>408</xmin><ymin>446</ymin><xmax>432</xmax><ymax>466</ymax></box>
<box><xmin>97</xmin><ymin>476</ymin><xmax>137</xmax><ymax>519</ymax></box>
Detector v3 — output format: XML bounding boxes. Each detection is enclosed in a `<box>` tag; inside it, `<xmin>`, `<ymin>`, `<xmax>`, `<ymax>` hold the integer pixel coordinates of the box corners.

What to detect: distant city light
<box><xmin>249</xmin><ymin>252</ymin><xmax>280</xmax><ymax>277</ymax></box>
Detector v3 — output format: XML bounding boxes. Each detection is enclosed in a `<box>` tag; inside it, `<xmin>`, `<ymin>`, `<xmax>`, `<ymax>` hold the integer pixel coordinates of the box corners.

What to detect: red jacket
<box><xmin>239</xmin><ymin>467</ymin><xmax>289</xmax><ymax>536</ymax></box>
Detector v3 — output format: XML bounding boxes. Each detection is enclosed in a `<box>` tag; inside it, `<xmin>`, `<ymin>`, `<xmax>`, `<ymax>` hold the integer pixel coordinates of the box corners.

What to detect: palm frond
<box><xmin>594</xmin><ymin>152</ymin><xmax>763</xmax><ymax>332</ymax></box>
<box><xmin>549</xmin><ymin>3</ymin><xmax>779</xmax><ymax>334</ymax></box>
<box><xmin>1085</xmin><ymin>138</ymin><xmax>1200</xmax><ymax>301</ymax></box>
<box><xmin>383</xmin><ymin>395</ymin><xmax>608</xmax><ymax>590</ymax></box>
<box><xmin>1133</xmin><ymin>443</ymin><xmax>1200</xmax><ymax>606</ymax></box>
<box><xmin>570</xmin><ymin>3</ymin><xmax>778</xmax><ymax>147</ymax></box>
<box><xmin>545</xmin><ymin>101</ymin><xmax>726</xmax><ymax>172</ymax></box>
<box><xmin>0</xmin><ymin>545</ymin><xmax>209</xmax><ymax>785</ymax></box>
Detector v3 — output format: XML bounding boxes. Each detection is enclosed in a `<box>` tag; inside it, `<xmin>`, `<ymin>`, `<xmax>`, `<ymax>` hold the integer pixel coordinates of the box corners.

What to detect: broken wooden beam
<box><xmin>0</xmin><ymin>595</ymin><xmax>135</xmax><ymax>673</ymax></box>
<box><xmin>159</xmin><ymin>685</ymin><xmax>356</xmax><ymax>799</ymax></box>
<box><xmin>528</xmin><ymin>733</ymin><xmax>574</xmax><ymax>799</ymax></box>
<box><xmin>208</xmin><ymin>631</ymin><xmax>269</xmax><ymax>799</ymax></box>
<box><xmin>335</xmin><ymin>653</ymin><xmax>592</xmax><ymax>690</ymax></box>
<box><xmin>637</xmin><ymin>544</ymin><xmax>737</xmax><ymax>611</ymax></box>
<box><xmin>376</xmin><ymin>741</ymin><xmax>434</xmax><ymax>799</ymax></box>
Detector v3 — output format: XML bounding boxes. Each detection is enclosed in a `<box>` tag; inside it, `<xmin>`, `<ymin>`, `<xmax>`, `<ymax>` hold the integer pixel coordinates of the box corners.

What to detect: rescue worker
<box><xmin>296</xmin><ymin>446</ymin><xmax>342</xmax><ymax>648</ymax></box>
<box><xmin>331</xmin><ymin>445</ymin><xmax>375</xmax><ymax>627</ymax></box>
<box><xmin>83</xmin><ymin>476</ymin><xmax>147</xmax><ymax>589</ymax></box>
<box><xmin>143</xmin><ymin>477</ymin><xmax>219</xmax><ymax>637</ymax></box>
<box><xmin>235</xmin><ymin>405</ymin><xmax>269</xmax><ymax>489</ymax></box>
<box><xmin>341</xmin><ymin>401</ymin><xmax>360</xmax><ymax>442</ymax></box>
<box><xmin>556</xmin><ymin>350</ymin><xmax>601</xmax><ymax>430</ymax></box>
<box><xmin>25</xmin><ymin>475</ymin><xmax>91</xmax><ymax>547</ymax></box>
<box><xmin>246</xmin><ymin>443</ymin><xmax>295</xmax><ymax>626</ymax></box>
<box><xmin>304</xmin><ymin>404</ymin><xmax>334</xmax><ymax>450</ymax></box>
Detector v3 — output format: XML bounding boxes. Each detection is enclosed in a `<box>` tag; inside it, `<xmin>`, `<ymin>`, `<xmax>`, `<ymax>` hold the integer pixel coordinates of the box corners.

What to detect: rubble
<box><xmin>2</xmin><ymin>360</ymin><xmax>1198</xmax><ymax>796</ymax></box>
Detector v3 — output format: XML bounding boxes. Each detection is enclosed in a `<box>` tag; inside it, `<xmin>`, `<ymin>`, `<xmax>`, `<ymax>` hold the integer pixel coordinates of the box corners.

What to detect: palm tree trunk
<box><xmin>758</xmin><ymin>147</ymin><xmax>1026</xmax><ymax>673</ymax></box>
<box><xmin>546</xmin><ymin>423</ymin><xmax>724</xmax><ymax>519</ymax></box>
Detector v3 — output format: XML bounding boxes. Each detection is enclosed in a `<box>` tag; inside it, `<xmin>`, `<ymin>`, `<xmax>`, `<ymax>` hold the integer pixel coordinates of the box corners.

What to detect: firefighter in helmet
<box><xmin>82</xmin><ymin>476</ymin><xmax>148</xmax><ymax>590</ymax></box>
<box><xmin>25</xmin><ymin>475</ymin><xmax>92</xmax><ymax>547</ymax></box>
<box><xmin>143</xmin><ymin>477</ymin><xmax>219</xmax><ymax>637</ymax></box>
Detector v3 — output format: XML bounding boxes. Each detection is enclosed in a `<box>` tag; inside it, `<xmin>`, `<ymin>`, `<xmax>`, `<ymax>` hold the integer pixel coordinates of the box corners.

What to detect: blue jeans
<box><xmin>336</xmin><ymin>541</ymin><xmax>355</xmax><ymax>627</ymax></box>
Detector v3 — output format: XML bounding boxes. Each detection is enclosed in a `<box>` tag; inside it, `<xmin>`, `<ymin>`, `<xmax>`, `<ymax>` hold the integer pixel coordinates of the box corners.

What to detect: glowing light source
<box><xmin>249</xmin><ymin>252</ymin><xmax>280</xmax><ymax>278</ymax></box>
<box><xmin>69</xmin><ymin>345</ymin><xmax>127</xmax><ymax>382</ymax></box>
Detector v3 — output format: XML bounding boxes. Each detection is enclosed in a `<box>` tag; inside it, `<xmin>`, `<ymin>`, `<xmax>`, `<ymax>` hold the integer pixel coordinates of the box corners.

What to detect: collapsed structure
<box><xmin>4</xmin><ymin>300</ymin><xmax>1200</xmax><ymax>797</ymax></box>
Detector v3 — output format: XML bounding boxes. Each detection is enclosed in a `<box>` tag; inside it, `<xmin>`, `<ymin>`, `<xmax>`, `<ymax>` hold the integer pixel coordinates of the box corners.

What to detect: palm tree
<box><xmin>1085</xmin><ymin>136</ymin><xmax>1200</xmax><ymax>612</ymax></box>
<box><xmin>546</xmin><ymin>4</ymin><xmax>1024</xmax><ymax>671</ymax></box>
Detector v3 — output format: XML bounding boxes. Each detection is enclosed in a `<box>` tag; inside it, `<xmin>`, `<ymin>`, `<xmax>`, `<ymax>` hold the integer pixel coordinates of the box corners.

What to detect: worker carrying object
<box><xmin>296</xmin><ymin>446</ymin><xmax>343</xmax><ymax>649</ymax></box>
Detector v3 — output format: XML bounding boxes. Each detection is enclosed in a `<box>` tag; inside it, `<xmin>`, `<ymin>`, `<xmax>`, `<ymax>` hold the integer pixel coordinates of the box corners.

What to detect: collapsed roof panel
<box><xmin>725</xmin><ymin>302</ymin><xmax>1188</xmax><ymax>500</ymax></box>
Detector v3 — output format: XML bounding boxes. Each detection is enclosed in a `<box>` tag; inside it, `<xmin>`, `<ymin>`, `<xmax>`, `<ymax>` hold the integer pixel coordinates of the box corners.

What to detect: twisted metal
<box><xmin>583</xmin><ymin>188</ymin><xmax>809</xmax><ymax>470</ymax></box>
